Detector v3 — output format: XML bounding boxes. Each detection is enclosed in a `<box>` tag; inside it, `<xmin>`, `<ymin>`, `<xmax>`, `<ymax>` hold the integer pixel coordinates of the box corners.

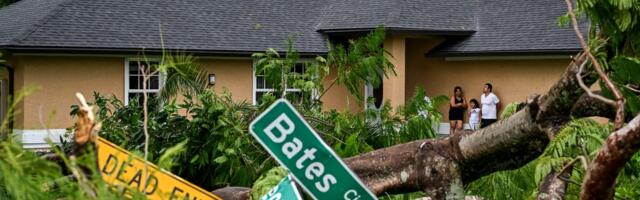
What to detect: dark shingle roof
<box><xmin>0</xmin><ymin>0</ymin><xmax>580</xmax><ymax>55</ymax></box>
<box><xmin>0</xmin><ymin>0</ymin><xmax>68</xmax><ymax>46</ymax></box>
<box><xmin>431</xmin><ymin>0</ymin><xmax>581</xmax><ymax>56</ymax></box>
<box><xmin>315</xmin><ymin>0</ymin><xmax>476</xmax><ymax>33</ymax></box>
<box><xmin>2</xmin><ymin>0</ymin><xmax>331</xmax><ymax>54</ymax></box>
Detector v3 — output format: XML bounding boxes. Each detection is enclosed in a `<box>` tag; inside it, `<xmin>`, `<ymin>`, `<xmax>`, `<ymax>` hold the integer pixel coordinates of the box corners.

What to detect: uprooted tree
<box><xmin>215</xmin><ymin>0</ymin><xmax>640</xmax><ymax>199</ymax></box>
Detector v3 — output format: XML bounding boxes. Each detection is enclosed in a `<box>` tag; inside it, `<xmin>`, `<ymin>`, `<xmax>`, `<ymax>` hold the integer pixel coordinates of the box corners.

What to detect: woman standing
<box><xmin>449</xmin><ymin>86</ymin><xmax>467</xmax><ymax>134</ymax></box>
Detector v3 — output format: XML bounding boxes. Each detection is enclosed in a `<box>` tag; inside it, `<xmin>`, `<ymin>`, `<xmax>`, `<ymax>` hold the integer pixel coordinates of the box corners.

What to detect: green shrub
<box><xmin>249</xmin><ymin>167</ymin><xmax>288</xmax><ymax>200</ymax></box>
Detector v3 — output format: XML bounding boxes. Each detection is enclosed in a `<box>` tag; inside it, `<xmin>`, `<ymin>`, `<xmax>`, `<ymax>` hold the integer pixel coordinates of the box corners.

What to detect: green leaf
<box><xmin>214</xmin><ymin>155</ymin><xmax>228</xmax><ymax>164</ymax></box>
<box><xmin>611</xmin><ymin>56</ymin><xmax>640</xmax><ymax>84</ymax></box>
<box><xmin>190</xmin><ymin>154</ymin><xmax>200</xmax><ymax>163</ymax></box>
<box><xmin>225</xmin><ymin>148</ymin><xmax>236</xmax><ymax>155</ymax></box>
<box><xmin>622</xmin><ymin>87</ymin><xmax>640</xmax><ymax>115</ymax></box>
<box><xmin>157</xmin><ymin>140</ymin><xmax>188</xmax><ymax>170</ymax></box>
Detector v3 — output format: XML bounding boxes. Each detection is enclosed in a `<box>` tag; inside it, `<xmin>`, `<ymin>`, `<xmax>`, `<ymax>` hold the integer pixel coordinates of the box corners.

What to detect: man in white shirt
<box><xmin>480</xmin><ymin>83</ymin><xmax>500</xmax><ymax>128</ymax></box>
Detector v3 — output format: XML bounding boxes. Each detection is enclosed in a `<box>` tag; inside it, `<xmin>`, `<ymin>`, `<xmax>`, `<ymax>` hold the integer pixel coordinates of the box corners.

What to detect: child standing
<box><xmin>469</xmin><ymin>99</ymin><xmax>481</xmax><ymax>131</ymax></box>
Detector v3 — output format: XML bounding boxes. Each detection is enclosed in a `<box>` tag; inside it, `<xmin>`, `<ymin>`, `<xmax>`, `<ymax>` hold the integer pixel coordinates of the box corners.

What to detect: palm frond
<box><xmin>159</xmin><ymin>53</ymin><xmax>210</xmax><ymax>104</ymax></box>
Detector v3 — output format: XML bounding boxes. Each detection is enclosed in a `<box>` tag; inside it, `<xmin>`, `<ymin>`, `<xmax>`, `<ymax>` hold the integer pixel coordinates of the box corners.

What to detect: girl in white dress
<box><xmin>468</xmin><ymin>99</ymin><xmax>481</xmax><ymax>131</ymax></box>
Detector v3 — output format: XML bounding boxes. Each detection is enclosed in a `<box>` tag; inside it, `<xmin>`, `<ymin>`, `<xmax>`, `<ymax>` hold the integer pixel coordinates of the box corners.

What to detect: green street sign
<box><xmin>250</xmin><ymin>99</ymin><xmax>377</xmax><ymax>200</ymax></box>
<box><xmin>260</xmin><ymin>175</ymin><xmax>303</xmax><ymax>200</ymax></box>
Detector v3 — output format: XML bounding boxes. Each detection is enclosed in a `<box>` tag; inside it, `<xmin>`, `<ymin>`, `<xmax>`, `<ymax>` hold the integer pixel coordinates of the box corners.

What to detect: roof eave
<box><xmin>1</xmin><ymin>46</ymin><xmax>328</xmax><ymax>57</ymax></box>
<box><xmin>427</xmin><ymin>48</ymin><xmax>582</xmax><ymax>57</ymax></box>
<box><xmin>318</xmin><ymin>27</ymin><xmax>475</xmax><ymax>36</ymax></box>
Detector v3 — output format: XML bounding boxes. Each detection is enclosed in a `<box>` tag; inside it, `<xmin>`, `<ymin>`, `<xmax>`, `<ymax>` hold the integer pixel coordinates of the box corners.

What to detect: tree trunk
<box><xmin>344</xmin><ymin>55</ymin><xmax>597</xmax><ymax>199</ymax></box>
<box><xmin>580</xmin><ymin>114</ymin><xmax>640</xmax><ymax>200</ymax></box>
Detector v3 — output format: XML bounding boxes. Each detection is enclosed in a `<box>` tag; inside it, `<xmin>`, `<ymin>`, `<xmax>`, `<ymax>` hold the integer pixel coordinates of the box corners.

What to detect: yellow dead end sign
<box><xmin>97</xmin><ymin>137</ymin><xmax>222</xmax><ymax>200</ymax></box>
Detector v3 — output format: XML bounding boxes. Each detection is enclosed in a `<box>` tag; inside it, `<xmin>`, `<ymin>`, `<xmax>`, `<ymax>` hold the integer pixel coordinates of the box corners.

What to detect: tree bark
<box><xmin>536</xmin><ymin>53</ymin><xmax>596</xmax><ymax>139</ymax></box>
<box><xmin>537</xmin><ymin>167</ymin><xmax>573</xmax><ymax>200</ymax></box>
<box><xmin>580</xmin><ymin>114</ymin><xmax>640</xmax><ymax>200</ymax></box>
<box><xmin>571</xmin><ymin>92</ymin><xmax>615</xmax><ymax>120</ymax></box>
<box><xmin>571</xmin><ymin>92</ymin><xmax>638</xmax><ymax>122</ymax></box>
<box><xmin>211</xmin><ymin>187</ymin><xmax>251</xmax><ymax>200</ymax></box>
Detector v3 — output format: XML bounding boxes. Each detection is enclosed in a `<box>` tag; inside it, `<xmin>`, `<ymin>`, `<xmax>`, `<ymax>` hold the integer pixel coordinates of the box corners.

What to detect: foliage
<box><xmin>249</xmin><ymin>167</ymin><xmax>288</xmax><ymax>200</ymax></box>
<box><xmin>0</xmin><ymin>88</ymin><xmax>146</xmax><ymax>199</ymax></box>
<box><xmin>74</xmin><ymin>84</ymin><xmax>446</xmax><ymax>192</ymax></box>
<box><xmin>158</xmin><ymin>53</ymin><xmax>210</xmax><ymax>104</ymax></box>
<box><xmin>327</xmin><ymin>26</ymin><xmax>395</xmax><ymax>101</ymax></box>
<box><xmin>500</xmin><ymin>102</ymin><xmax>520</xmax><ymax>119</ymax></box>
<box><xmin>465</xmin><ymin>160</ymin><xmax>538</xmax><ymax>200</ymax></box>
<box><xmin>466</xmin><ymin>117</ymin><xmax>640</xmax><ymax>199</ymax></box>
<box><xmin>252</xmin><ymin>39</ymin><xmax>329</xmax><ymax>108</ymax></box>
<box><xmin>558</xmin><ymin>0</ymin><xmax>640</xmax><ymax>116</ymax></box>
<box><xmin>534</xmin><ymin>118</ymin><xmax>640</xmax><ymax>199</ymax></box>
<box><xmin>71</xmin><ymin>91</ymin><xmax>274</xmax><ymax>190</ymax></box>
<box><xmin>0</xmin><ymin>139</ymin><xmax>141</xmax><ymax>199</ymax></box>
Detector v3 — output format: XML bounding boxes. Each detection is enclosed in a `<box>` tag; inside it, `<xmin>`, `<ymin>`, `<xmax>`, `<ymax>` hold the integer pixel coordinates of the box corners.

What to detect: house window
<box><xmin>125</xmin><ymin>59</ymin><xmax>163</xmax><ymax>105</ymax></box>
<box><xmin>254</xmin><ymin>63</ymin><xmax>306</xmax><ymax>105</ymax></box>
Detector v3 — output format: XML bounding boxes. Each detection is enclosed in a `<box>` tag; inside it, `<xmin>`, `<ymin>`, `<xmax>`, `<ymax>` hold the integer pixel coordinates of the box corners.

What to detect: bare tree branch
<box><xmin>564</xmin><ymin>0</ymin><xmax>626</xmax><ymax>130</ymax></box>
<box><xmin>576</xmin><ymin>59</ymin><xmax>615</xmax><ymax>106</ymax></box>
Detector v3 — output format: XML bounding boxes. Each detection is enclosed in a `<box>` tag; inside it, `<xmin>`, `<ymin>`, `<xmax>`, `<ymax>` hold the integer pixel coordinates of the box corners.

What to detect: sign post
<box><xmin>259</xmin><ymin>175</ymin><xmax>303</xmax><ymax>200</ymax></box>
<box><xmin>97</xmin><ymin>137</ymin><xmax>222</xmax><ymax>200</ymax></box>
<box><xmin>250</xmin><ymin>99</ymin><xmax>377</xmax><ymax>200</ymax></box>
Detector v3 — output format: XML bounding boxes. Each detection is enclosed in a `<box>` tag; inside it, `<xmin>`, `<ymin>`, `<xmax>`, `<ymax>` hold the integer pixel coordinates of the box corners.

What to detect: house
<box><xmin>0</xmin><ymin>0</ymin><xmax>580</xmax><ymax>148</ymax></box>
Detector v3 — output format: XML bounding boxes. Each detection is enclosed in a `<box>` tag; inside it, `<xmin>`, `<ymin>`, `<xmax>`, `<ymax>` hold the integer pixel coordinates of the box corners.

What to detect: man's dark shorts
<box><xmin>480</xmin><ymin>119</ymin><xmax>497</xmax><ymax>128</ymax></box>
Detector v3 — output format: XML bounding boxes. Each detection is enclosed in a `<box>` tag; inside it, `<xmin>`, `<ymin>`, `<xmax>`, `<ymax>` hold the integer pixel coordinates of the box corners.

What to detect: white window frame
<box><xmin>124</xmin><ymin>58</ymin><xmax>165</xmax><ymax>105</ymax></box>
<box><xmin>252</xmin><ymin>61</ymin><xmax>309</xmax><ymax>105</ymax></box>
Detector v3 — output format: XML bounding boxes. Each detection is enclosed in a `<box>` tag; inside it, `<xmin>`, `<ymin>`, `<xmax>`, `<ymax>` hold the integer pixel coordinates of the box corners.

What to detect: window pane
<box><xmin>294</xmin><ymin>63</ymin><xmax>305</xmax><ymax>74</ymax></box>
<box><xmin>129</xmin><ymin>76</ymin><xmax>138</xmax><ymax>89</ymax></box>
<box><xmin>129</xmin><ymin>61</ymin><xmax>160</xmax><ymax>75</ymax></box>
<box><xmin>256</xmin><ymin>76</ymin><xmax>264</xmax><ymax>89</ymax></box>
<box><xmin>253</xmin><ymin>62</ymin><xmax>307</xmax><ymax>105</ymax></box>
<box><xmin>150</xmin><ymin>76</ymin><xmax>159</xmax><ymax>89</ymax></box>
<box><xmin>138</xmin><ymin>75</ymin><xmax>144</xmax><ymax>90</ymax></box>
<box><xmin>265</xmin><ymin>78</ymin><xmax>277</xmax><ymax>89</ymax></box>
<box><xmin>129</xmin><ymin>62</ymin><xmax>140</xmax><ymax>75</ymax></box>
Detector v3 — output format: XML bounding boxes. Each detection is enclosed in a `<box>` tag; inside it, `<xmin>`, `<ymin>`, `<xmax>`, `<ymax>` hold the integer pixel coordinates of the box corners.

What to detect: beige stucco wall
<box><xmin>320</xmin><ymin>66</ymin><xmax>362</xmax><ymax>113</ymax></box>
<box><xmin>383</xmin><ymin>35</ymin><xmax>407</xmax><ymax>108</ymax></box>
<box><xmin>8</xmin><ymin>37</ymin><xmax>569</xmax><ymax>130</ymax></box>
<box><xmin>405</xmin><ymin>38</ymin><xmax>571</xmax><ymax>121</ymax></box>
<box><xmin>8</xmin><ymin>55</ymin><xmax>359</xmax><ymax>129</ymax></box>
<box><xmin>11</xmin><ymin>56</ymin><xmax>125</xmax><ymax>129</ymax></box>
<box><xmin>10</xmin><ymin>56</ymin><xmax>258</xmax><ymax>129</ymax></box>
<box><xmin>199</xmin><ymin>59</ymin><xmax>253</xmax><ymax>103</ymax></box>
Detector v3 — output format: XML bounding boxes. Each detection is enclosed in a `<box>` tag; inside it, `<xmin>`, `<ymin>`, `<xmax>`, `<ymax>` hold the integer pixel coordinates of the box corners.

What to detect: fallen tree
<box><xmin>213</xmin><ymin>50</ymin><xmax>634</xmax><ymax>199</ymax></box>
